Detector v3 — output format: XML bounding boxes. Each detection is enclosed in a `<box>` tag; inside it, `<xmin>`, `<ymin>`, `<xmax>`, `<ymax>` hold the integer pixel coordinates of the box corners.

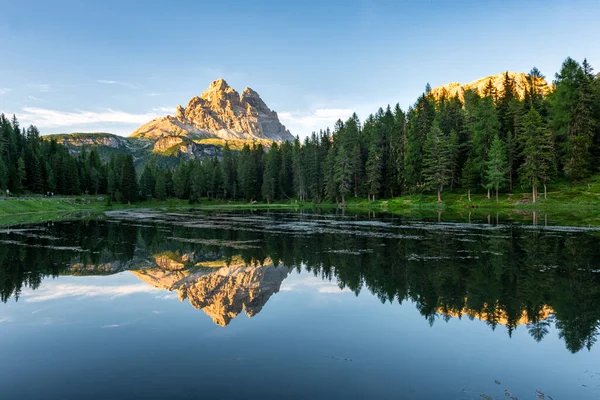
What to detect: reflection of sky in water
<box><xmin>1</xmin><ymin>270</ymin><xmax>599</xmax><ymax>400</ymax></box>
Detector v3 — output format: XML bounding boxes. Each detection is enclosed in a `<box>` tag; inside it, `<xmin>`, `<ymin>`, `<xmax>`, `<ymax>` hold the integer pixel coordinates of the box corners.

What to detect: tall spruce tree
<box><xmin>519</xmin><ymin>108</ymin><xmax>555</xmax><ymax>202</ymax></box>
<box><xmin>365</xmin><ymin>142</ymin><xmax>382</xmax><ymax>201</ymax></box>
<box><xmin>120</xmin><ymin>155</ymin><xmax>138</xmax><ymax>204</ymax></box>
<box><xmin>422</xmin><ymin>120</ymin><xmax>452</xmax><ymax>202</ymax></box>
<box><xmin>485</xmin><ymin>134</ymin><xmax>508</xmax><ymax>201</ymax></box>
<box><xmin>334</xmin><ymin>145</ymin><xmax>353</xmax><ymax>207</ymax></box>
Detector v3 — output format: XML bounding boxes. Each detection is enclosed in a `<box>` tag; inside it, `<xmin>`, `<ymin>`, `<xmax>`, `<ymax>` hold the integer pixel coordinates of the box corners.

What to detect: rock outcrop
<box><xmin>429</xmin><ymin>72</ymin><xmax>552</xmax><ymax>101</ymax></box>
<box><xmin>131</xmin><ymin>79</ymin><xmax>294</xmax><ymax>142</ymax></box>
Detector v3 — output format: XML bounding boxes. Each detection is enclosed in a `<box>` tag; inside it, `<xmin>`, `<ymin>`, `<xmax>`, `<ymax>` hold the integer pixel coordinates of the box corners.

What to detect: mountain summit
<box><xmin>131</xmin><ymin>79</ymin><xmax>294</xmax><ymax>142</ymax></box>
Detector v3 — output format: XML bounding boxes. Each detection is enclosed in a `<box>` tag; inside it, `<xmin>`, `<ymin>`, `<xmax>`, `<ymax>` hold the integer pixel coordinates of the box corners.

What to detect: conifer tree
<box><xmin>262</xmin><ymin>143</ymin><xmax>280</xmax><ymax>204</ymax></box>
<box><xmin>334</xmin><ymin>145</ymin><xmax>353</xmax><ymax>207</ymax></box>
<box><xmin>422</xmin><ymin>120</ymin><xmax>452</xmax><ymax>202</ymax></box>
<box><xmin>120</xmin><ymin>155</ymin><xmax>138</xmax><ymax>204</ymax></box>
<box><xmin>154</xmin><ymin>171</ymin><xmax>167</xmax><ymax>201</ymax></box>
<box><xmin>365</xmin><ymin>142</ymin><xmax>382</xmax><ymax>201</ymax></box>
<box><xmin>461</xmin><ymin>157</ymin><xmax>477</xmax><ymax>202</ymax></box>
<box><xmin>485</xmin><ymin>134</ymin><xmax>508</xmax><ymax>201</ymax></box>
<box><xmin>324</xmin><ymin>146</ymin><xmax>337</xmax><ymax>202</ymax></box>
<box><xmin>519</xmin><ymin>108</ymin><xmax>555</xmax><ymax>202</ymax></box>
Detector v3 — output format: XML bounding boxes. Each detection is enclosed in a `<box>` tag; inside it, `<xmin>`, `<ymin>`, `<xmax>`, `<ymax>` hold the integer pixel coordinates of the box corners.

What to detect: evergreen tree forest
<box><xmin>0</xmin><ymin>113</ymin><xmax>138</xmax><ymax>202</ymax></box>
<box><xmin>2</xmin><ymin>57</ymin><xmax>599</xmax><ymax>204</ymax></box>
<box><xmin>139</xmin><ymin>57</ymin><xmax>599</xmax><ymax>205</ymax></box>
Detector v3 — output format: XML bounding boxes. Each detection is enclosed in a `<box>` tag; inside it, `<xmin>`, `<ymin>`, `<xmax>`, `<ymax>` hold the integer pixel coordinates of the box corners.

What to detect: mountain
<box><xmin>131</xmin><ymin>78</ymin><xmax>294</xmax><ymax>143</ymax></box>
<box><xmin>43</xmin><ymin>79</ymin><xmax>293</xmax><ymax>168</ymax></box>
<box><xmin>429</xmin><ymin>72</ymin><xmax>552</xmax><ymax>101</ymax></box>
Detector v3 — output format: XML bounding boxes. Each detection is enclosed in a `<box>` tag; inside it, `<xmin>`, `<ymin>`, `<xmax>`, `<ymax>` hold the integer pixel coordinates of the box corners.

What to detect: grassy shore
<box><xmin>0</xmin><ymin>176</ymin><xmax>599</xmax><ymax>226</ymax></box>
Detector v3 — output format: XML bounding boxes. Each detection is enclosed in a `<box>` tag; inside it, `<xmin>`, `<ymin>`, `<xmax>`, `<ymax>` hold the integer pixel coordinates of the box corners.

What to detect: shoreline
<box><xmin>0</xmin><ymin>193</ymin><xmax>599</xmax><ymax>227</ymax></box>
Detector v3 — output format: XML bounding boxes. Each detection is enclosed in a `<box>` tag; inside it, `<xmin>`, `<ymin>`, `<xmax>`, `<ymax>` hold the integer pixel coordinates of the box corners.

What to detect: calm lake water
<box><xmin>1</xmin><ymin>209</ymin><xmax>600</xmax><ymax>399</ymax></box>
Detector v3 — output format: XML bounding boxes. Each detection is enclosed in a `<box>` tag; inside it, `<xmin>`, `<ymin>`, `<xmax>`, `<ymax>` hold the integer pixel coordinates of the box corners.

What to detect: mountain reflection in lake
<box><xmin>1</xmin><ymin>210</ymin><xmax>600</xmax><ymax>399</ymax></box>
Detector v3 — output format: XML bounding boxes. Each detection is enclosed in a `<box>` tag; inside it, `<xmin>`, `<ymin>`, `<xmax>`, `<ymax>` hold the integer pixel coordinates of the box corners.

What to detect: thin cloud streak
<box><xmin>98</xmin><ymin>79</ymin><xmax>138</xmax><ymax>89</ymax></box>
<box><xmin>279</xmin><ymin>108</ymin><xmax>353</xmax><ymax>127</ymax></box>
<box><xmin>20</xmin><ymin>107</ymin><xmax>160</xmax><ymax>127</ymax></box>
<box><xmin>279</xmin><ymin>108</ymin><xmax>354</xmax><ymax>137</ymax></box>
<box><xmin>27</xmin><ymin>84</ymin><xmax>51</xmax><ymax>92</ymax></box>
<box><xmin>152</xmin><ymin>107</ymin><xmax>174</xmax><ymax>113</ymax></box>
<box><xmin>0</xmin><ymin>88</ymin><xmax>9</xmax><ymax>95</ymax></box>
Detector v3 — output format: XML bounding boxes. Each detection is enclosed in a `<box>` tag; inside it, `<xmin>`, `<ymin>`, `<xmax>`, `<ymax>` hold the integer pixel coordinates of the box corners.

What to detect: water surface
<box><xmin>1</xmin><ymin>210</ymin><xmax>600</xmax><ymax>399</ymax></box>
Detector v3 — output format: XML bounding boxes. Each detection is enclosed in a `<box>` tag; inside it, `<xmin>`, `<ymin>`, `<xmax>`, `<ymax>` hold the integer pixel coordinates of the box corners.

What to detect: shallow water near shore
<box><xmin>1</xmin><ymin>209</ymin><xmax>600</xmax><ymax>399</ymax></box>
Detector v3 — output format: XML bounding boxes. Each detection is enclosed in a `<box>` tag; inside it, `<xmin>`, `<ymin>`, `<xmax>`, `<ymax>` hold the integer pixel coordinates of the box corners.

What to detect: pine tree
<box><xmin>461</xmin><ymin>156</ymin><xmax>477</xmax><ymax>202</ymax></box>
<box><xmin>466</xmin><ymin>92</ymin><xmax>500</xmax><ymax>197</ymax></box>
<box><xmin>139</xmin><ymin>163</ymin><xmax>156</xmax><ymax>198</ymax></box>
<box><xmin>404</xmin><ymin>94</ymin><xmax>435</xmax><ymax>191</ymax></box>
<box><xmin>16</xmin><ymin>157</ymin><xmax>26</xmax><ymax>194</ymax></box>
<box><xmin>154</xmin><ymin>171</ymin><xmax>167</xmax><ymax>201</ymax></box>
<box><xmin>422</xmin><ymin>120</ymin><xmax>452</xmax><ymax>202</ymax></box>
<box><xmin>221</xmin><ymin>143</ymin><xmax>238</xmax><ymax>200</ymax></box>
<box><xmin>485</xmin><ymin>134</ymin><xmax>508</xmax><ymax>201</ymax></box>
<box><xmin>519</xmin><ymin>108</ymin><xmax>555</xmax><ymax>203</ymax></box>
<box><xmin>262</xmin><ymin>143</ymin><xmax>280</xmax><ymax>204</ymax></box>
<box><xmin>334</xmin><ymin>145</ymin><xmax>353</xmax><ymax>207</ymax></box>
<box><xmin>324</xmin><ymin>146</ymin><xmax>337</xmax><ymax>202</ymax></box>
<box><xmin>365</xmin><ymin>142</ymin><xmax>382</xmax><ymax>201</ymax></box>
<box><xmin>120</xmin><ymin>155</ymin><xmax>138</xmax><ymax>204</ymax></box>
<box><xmin>549</xmin><ymin>57</ymin><xmax>596</xmax><ymax>180</ymax></box>
<box><xmin>390</xmin><ymin>104</ymin><xmax>406</xmax><ymax>194</ymax></box>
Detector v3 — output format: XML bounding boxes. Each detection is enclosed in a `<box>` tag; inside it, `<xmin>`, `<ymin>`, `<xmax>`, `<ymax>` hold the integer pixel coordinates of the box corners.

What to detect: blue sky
<box><xmin>0</xmin><ymin>0</ymin><xmax>598</xmax><ymax>138</ymax></box>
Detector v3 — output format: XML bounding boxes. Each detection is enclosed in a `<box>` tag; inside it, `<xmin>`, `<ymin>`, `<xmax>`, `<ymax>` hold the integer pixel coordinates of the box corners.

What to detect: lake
<box><xmin>1</xmin><ymin>209</ymin><xmax>599</xmax><ymax>399</ymax></box>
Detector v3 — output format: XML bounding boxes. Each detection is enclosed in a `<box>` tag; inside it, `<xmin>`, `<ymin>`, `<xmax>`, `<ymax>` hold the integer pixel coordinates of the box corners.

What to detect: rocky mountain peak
<box><xmin>131</xmin><ymin>79</ymin><xmax>294</xmax><ymax>142</ymax></box>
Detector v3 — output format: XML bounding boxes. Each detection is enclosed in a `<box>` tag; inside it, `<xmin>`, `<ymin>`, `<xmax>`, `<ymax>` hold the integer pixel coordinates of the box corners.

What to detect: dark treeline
<box><xmin>1</xmin><ymin>212</ymin><xmax>600</xmax><ymax>353</ymax></box>
<box><xmin>0</xmin><ymin>113</ymin><xmax>138</xmax><ymax>202</ymax></box>
<box><xmin>137</xmin><ymin>56</ymin><xmax>600</xmax><ymax>205</ymax></box>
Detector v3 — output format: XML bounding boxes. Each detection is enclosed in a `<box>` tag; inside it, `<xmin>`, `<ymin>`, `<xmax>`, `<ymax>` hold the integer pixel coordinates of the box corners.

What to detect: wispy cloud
<box><xmin>148</xmin><ymin>92</ymin><xmax>160</xmax><ymax>97</ymax></box>
<box><xmin>98</xmin><ymin>79</ymin><xmax>138</xmax><ymax>89</ymax></box>
<box><xmin>279</xmin><ymin>108</ymin><xmax>354</xmax><ymax>135</ymax></box>
<box><xmin>0</xmin><ymin>88</ymin><xmax>9</xmax><ymax>95</ymax></box>
<box><xmin>152</xmin><ymin>106</ymin><xmax>173</xmax><ymax>113</ymax></box>
<box><xmin>28</xmin><ymin>95</ymin><xmax>44</xmax><ymax>102</ymax></box>
<box><xmin>22</xmin><ymin>283</ymin><xmax>158</xmax><ymax>303</ymax></box>
<box><xmin>27</xmin><ymin>84</ymin><xmax>51</xmax><ymax>92</ymax></box>
<box><xmin>20</xmin><ymin>107</ymin><xmax>160</xmax><ymax>127</ymax></box>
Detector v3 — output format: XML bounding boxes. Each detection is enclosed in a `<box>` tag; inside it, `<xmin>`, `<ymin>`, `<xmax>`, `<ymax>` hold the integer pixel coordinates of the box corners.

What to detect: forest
<box><xmin>1</xmin><ymin>56</ymin><xmax>599</xmax><ymax>205</ymax></box>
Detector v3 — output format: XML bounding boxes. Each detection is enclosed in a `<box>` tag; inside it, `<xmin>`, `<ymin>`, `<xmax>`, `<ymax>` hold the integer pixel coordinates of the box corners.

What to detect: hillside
<box><xmin>43</xmin><ymin>132</ymin><xmax>219</xmax><ymax>169</ymax></box>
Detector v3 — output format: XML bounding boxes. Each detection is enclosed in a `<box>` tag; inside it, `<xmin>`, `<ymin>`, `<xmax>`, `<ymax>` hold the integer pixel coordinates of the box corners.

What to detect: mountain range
<box><xmin>44</xmin><ymin>73</ymin><xmax>552</xmax><ymax>168</ymax></box>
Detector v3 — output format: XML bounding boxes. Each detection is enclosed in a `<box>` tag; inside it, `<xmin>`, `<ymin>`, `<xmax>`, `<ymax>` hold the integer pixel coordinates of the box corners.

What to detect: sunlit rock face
<box><xmin>132</xmin><ymin>256</ymin><xmax>291</xmax><ymax>326</ymax></box>
<box><xmin>131</xmin><ymin>79</ymin><xmax>294</xmax><ymax>143</ymax></box>
<box><xmin>429</xmin><ymin>72</ymin><xmax>552</xmax><ymax>101</ymax></box>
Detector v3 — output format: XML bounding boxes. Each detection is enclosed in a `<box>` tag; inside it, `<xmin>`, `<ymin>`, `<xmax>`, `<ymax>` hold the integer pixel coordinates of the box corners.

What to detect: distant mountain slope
<box><xmin>43</xmin><ymin>132</ymin><xmax>219</xmax><ymax>169</ymax></box>
<box><xmin>429</xmin><ymin>72</ymin><xmax>552</xmax><ymax>101</ymax></box>
<box><xmin>131</xmin><ymin>78</ymin><xmax>294</xmax><ymax>142</ymax></box>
